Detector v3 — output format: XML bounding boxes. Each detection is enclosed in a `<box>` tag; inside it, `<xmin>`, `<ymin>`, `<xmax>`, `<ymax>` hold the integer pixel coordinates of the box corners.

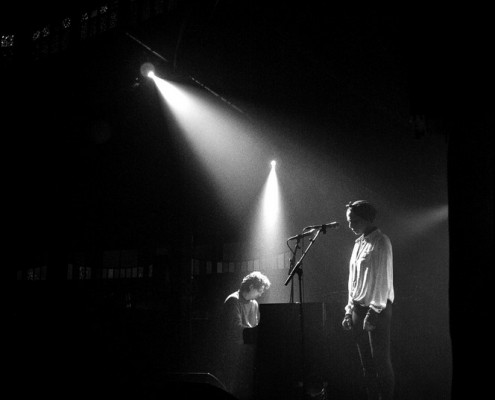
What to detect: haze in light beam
<box><xmin>150</xmin><ymin>74</ymin><xmax>275</xmax><ymax>224</ymax></box>
<box><xmin>262</xmin><ymin>165</ymin><xmax>280</xmax><ymax>231</ymax></box>
<box><xmin>400</xmin><ymin>204</ymin><xmax>449</xmax><ymax>239</ymax></box>
<box><xmin>250</xmin><ymin>163</ymin><xmax>286</xmax><ymax>257</ymax></box>
<box><xmin>152</xmin><ymin>77</ymin><xmax>193</xmax><ymax>113</ymax></box>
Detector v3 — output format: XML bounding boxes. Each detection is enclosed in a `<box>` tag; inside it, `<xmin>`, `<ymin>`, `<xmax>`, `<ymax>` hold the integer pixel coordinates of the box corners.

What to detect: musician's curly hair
<box><xmin>240</xmin><ymin>271</ymin><xmax>271</xmax><ymax>293</ymax></box>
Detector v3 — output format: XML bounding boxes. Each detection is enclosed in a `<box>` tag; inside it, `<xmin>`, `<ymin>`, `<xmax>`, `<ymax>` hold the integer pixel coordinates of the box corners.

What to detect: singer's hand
<box><xmin>342</xmin><ymin>314</ymin><xmax>353</xmax><ymax>330</ymax></box>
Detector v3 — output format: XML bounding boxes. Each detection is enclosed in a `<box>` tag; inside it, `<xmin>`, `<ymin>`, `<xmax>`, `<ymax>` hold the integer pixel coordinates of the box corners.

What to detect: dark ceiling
<box><xmin>2</xmin><ymin>1</ymin><xmax>493</xmax><ymax>253</ymax></box>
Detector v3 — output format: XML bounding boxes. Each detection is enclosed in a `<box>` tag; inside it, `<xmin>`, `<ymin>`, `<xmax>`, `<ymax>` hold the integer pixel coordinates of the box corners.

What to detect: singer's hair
<box><xmin>346</xmin><ymin>200</ymin><xmax>377</xmax><ymax>223</ymax></box>
<box><xmin>240</xmin><ymin>271</ymin><xmax>271</xmax><ymax>293</ymax></box>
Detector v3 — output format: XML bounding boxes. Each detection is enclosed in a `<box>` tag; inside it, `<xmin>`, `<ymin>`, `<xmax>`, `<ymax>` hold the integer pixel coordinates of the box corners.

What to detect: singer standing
<box><xmin>342</xmin><ymin>200</ymin><xmax>395</xmax><ymax>400</ymax></box>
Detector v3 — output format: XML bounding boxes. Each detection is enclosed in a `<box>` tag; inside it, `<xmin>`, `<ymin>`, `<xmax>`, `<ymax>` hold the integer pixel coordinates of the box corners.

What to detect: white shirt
<box><xmin>345</xmin><ymin>228</ymin><xmax>394</xmax><ymax>314</ymax></box>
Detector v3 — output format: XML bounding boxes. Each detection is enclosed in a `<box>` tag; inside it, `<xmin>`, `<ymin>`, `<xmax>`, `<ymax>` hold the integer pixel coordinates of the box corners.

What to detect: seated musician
<box><xmin>217</xmin><ymin>272</ymin><xmax>271</xmax><ymax>399</ymax></box>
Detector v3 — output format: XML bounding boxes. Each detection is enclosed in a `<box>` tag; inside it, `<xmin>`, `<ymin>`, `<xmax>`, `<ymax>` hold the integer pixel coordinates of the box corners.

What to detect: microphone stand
<box><xmin>285</xmin><ymin>226</ymin><xmax>327</xmax><ymax>399</ymax></box>
<box><xmin>287</xmin><ymin>239</ymin><xmax>300</xmax><ymax>304</ymax></box>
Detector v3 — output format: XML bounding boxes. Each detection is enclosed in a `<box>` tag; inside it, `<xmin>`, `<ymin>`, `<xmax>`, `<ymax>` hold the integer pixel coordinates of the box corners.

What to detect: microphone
<box><xmin>303</xmin><ymin>222</ymin><xmax>340</xmax><ymax>231</ymax></box>
<box><xmin>287</xmin><ymin>229</ymin><xmax>316</xmax><ymax>241</ymax></box>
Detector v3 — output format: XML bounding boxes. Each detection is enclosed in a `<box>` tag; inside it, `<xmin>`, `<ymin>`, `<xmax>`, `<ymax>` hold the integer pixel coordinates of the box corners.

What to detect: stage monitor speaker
<box><xmin>163</xmin><ymin>372</ymin><xmax>227</xmax><ymax>391</ymax></box>
<box><xmin>143</xmin><ymin>371</ymin><xmax>236</xmax><ymax>399</ymax></box>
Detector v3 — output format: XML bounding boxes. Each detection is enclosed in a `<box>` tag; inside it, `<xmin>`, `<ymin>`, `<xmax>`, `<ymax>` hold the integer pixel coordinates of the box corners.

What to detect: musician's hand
<box><xmin>342</xmin><ymin>314</ymin><xmax>353</xmax><ymax>330</ymax></box>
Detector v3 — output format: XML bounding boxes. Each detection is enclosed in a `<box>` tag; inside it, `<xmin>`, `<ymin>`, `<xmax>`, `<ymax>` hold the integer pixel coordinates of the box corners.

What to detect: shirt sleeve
<box><xmin>345</xmin><ymin>276</ymin><xmax>355</xmax><ymax>315</ymax></box>
<box><xmin>368</xmin><ymin>234</ymin><xmax>393</xmax><ymax>313</ymax></box>
<box><xmin>345</xmin><ymin>242</ymin><xmax>358</xmax><ymax>315</ymax></box>
<box><xmin>223</xmin><ymin>297</ymin><xmax>245</xmax><ymax>343</ymax></box>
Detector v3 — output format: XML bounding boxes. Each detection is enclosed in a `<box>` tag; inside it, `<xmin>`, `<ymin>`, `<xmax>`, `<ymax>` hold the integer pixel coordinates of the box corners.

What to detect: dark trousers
<box><xmin>352</xmin><ymin>301</ymin><xmax>395</xmax><ymax>400</ymax></box>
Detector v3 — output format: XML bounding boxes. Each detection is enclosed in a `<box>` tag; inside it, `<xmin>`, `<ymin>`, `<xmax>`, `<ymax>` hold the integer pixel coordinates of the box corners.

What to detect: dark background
<box><xmin>4</xmin><ymin>1</ymin><xmax>493</xmax><ymax>399</ymax></box>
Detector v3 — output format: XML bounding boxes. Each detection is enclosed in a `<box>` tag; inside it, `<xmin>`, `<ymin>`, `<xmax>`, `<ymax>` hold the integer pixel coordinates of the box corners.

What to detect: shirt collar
<box><xmin>238</xmin><ymin>290</ymin><xmax>251</xmax><ymax>303</ymax></box>
<box><xmin>355</xmin><ymin>227</ymin><xmax>380</xmax><ymax>243</ymax></box>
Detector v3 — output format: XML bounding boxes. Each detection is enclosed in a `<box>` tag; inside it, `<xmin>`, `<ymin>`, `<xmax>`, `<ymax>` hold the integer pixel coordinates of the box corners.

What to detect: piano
<box><xmin>244</xmin><ymin>302</ymin><xmax>327</xmax><ymax>343</ymax></box>
<box><xmin>244</xmin><ymin>303</ymin><xmax>330</xmax><ymax>400</ymax></box>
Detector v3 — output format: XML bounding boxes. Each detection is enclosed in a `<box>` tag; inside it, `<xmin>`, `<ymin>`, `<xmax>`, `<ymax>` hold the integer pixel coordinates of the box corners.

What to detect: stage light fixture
<box><xmin>1</xmin><ymin>34</ymin><xmax>15</xmax><ymax>48</ymax></box>
<box><xmin>271</xmin><ymin>160</ymin><xmax>276</xmax><ymax>168</ymax></box>
<box><xmin>41</xmin><ymin>26</ymin><xmax>50</xmax><ymax>38</ymax></box>
<box><xmin>140</xmin><ymin>62</ymin><xmax>156</xmax><ymax>78</ymax></box>
<box><xmin>62</xmin><ymin>17</ymin><xmax>71</xmax><ymax>29</ymax></box>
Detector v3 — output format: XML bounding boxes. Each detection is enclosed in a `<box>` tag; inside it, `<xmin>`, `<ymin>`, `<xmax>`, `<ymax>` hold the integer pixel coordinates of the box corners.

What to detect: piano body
<box><xmin>244</xmin><ymin>302</ymin><xmax>330</xmax><ymax>400</ymax></box>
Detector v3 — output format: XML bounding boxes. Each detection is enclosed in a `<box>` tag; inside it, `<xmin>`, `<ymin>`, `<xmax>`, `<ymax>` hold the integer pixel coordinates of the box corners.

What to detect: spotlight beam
<box><xmin>125</xmin><ymin>32</ymin><xmax>249</xmax><ymax>118</ymax></box>
<box><xmin>189</xmin><ymin>76</ymin><xmax>248</xmax><ymax>117</ymax></box>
